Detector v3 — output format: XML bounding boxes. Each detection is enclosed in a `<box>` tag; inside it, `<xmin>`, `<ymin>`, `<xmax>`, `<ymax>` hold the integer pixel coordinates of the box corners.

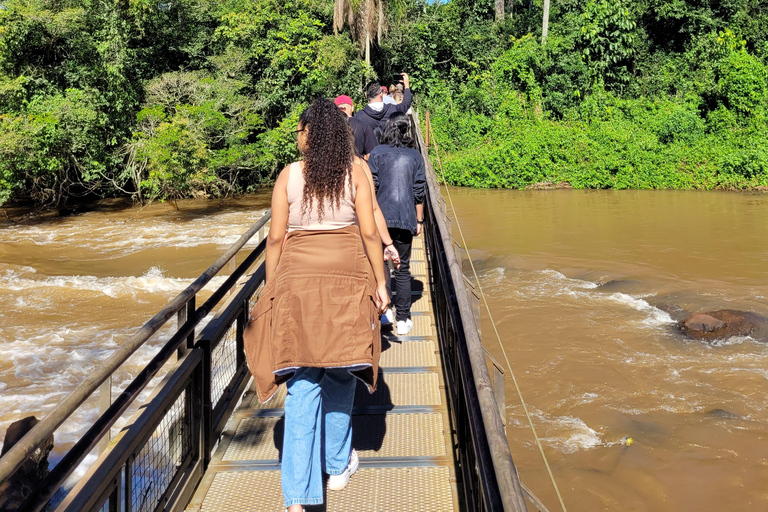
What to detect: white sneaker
<box><xmin>396</xmin><ymin>318</ymin><xmax>413</xmax><ymax>335</ymax></box>
<box><xmin>381</xmin><ymin>308</ymin><xmax>394</xmax><ymax>326</ymax></box>
<box><xmin>328</xmin><ymin>449</ymin><xmax>359</xmax><ymax>491</ymax></box>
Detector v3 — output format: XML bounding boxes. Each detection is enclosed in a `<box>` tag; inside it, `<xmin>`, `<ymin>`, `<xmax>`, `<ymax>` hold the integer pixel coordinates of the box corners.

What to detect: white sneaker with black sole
<box><xmin>396</xmin><ymin>318</ymin><xmax>413</xmax><ymax>336</ymax></box>
<box><xmin>327</xmin><ymin>449</ymin><xmax>359</xmax><ymax>491</ymax></box>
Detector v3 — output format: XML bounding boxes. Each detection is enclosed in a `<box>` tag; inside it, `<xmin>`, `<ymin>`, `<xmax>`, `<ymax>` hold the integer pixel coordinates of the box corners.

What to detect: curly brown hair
<box><xmin>298</xmin><ymin>98</ymin><xmax>355</xmax><ymax>223</ymax></box>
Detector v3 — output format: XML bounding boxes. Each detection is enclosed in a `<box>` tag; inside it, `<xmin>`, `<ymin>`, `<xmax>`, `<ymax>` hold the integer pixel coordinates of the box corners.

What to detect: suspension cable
<box><xmin>426</xmin><ymin>115</ymin><xmax>569</xmax><ymax>512</ymax></box>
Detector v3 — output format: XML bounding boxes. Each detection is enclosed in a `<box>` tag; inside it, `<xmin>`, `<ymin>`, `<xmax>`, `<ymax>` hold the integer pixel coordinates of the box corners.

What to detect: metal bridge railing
<box><xmin>412</xmin><ymin>112</ymin><xmax>528</xmax><ymax>512</ymax></box>
<box><xmin>0</xmin><ymin>211</ymin><xmax>272</xmax><ymax>512</ymax></box>
<box><xmin>5</xmin><ymin>113</ymin><xmax>529</xmax><ymax>512</ymax></box>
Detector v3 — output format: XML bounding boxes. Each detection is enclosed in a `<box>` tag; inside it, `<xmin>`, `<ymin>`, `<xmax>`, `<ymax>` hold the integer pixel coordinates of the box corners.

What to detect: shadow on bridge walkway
<box><xmin>185</xmin><ymin>234</ymin><xmax>459</xmax><ymax>512</ymax></box>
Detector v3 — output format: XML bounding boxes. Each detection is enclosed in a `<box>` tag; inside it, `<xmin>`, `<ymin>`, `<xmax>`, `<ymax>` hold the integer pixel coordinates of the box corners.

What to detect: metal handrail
<box><xmin>412</xmin><ymin>111</ymin><xmax>528</xmax><ymax>511</ymax></box>
<box><xmin>0</xmin><ymin>211</ymin><xmax>271</xmax><ymax>496</ymax></box>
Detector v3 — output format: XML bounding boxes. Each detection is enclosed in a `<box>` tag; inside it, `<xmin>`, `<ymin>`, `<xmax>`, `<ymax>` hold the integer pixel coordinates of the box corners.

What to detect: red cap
<box><xmin>381</xmin><ymin>86</ymin><xmax>388</xmax><ymax>93</ymax></box>
<box><xmin>334</xmin><ymin>95</ymin><xmax>353</xmax><ymax>106</ymax></box>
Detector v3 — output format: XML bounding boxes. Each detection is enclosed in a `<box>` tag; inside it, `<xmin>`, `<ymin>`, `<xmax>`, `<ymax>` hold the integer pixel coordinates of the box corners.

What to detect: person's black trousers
<box><xmin>386</xmin><ymin>227</ymin><xmax>413</xmax><ymax>322</ymax></box>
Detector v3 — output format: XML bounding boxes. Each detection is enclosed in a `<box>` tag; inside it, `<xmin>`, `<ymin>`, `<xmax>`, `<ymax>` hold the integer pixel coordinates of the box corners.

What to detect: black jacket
<box><xmin>349</xmin><ymin>117</ymin><xmax>378</xmax><ymax>156</ymax></box>
<box><xmin>368</xmin><ymin>143</ymin><xmax>426</xmax><ymax>235</ymax></box>
<box><xmin>354</xmin><ymin>89</ymin><xmax>413</xmax><ymax>141</ymax></box>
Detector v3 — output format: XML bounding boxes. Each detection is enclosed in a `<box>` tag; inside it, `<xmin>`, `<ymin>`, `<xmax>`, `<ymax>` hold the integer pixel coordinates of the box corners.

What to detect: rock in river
<box><xmin>0</xmin><ymin>416</ymin><xmax>53</xmax><ymax>512</ymax></box>
<box><xmin>679</xmin><ymin>310</ymin><xmax>767</xmax><ymax>341</ymax></box>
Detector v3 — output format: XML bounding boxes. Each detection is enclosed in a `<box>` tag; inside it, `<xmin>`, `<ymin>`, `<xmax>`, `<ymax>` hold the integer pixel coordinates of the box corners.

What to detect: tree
<box><xmin>334</xmin><ymin>0</ymin><xmax>387</xmax><ymax>66</ymax></box>
<box><xmin>542</xmin><ymin>0</ymin><xmax>550</xmax><ymax>44</ymax></box>
<box><xmin>495</xmin><ymin>0</ymin><xmax>505</xmax><ymax>22</ymax></box>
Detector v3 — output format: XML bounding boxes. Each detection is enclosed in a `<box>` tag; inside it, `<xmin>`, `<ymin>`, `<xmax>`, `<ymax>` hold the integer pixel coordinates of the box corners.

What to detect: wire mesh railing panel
<box><xmin>211</xmin><ymin>324</ymin><xmax>238</xmax><ymax>407</ymax></box>
<box><xmin>130</xmin><ymin>391</ymin><xmax>190</xmax><ymax>512</ymax></box>
<box><xmin>96</xmin><ymin>498</ymin><xmax>110</xmax><ymax>512</ymax></box>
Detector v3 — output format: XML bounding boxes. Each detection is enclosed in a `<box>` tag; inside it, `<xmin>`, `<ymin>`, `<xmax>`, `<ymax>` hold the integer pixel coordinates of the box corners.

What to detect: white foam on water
<box><xmin>577</xmin><ymin>392</ymin><xmax>599</xmax><ymax>405</ymax></box>
<box><xmin>0</xmin><ymin>266</ymin><xmax>227</xmax><ymax>298</ymax></box>
<box><xmin>606</xmin><ymin>292</ymin><xmax>675</xmax><ymax>327</ymax></box>
<box><xmin>2</xmin><ymin>210</ymin><xmax>269</xmax><ymax>256</ymax></box>
<box><xmin>541</xmin><ymin>269</ymin><xmax>599</xmax><ymax>289</ymax></box>
<box><xmin>482</xmin><ymin>266</ymin><xmax>676</xmax><ymax>332</ymax></box>
<box><xmin>708</xmin><ymin>335</ymin><xmax>758</xmax><ymax>348</ymax></box>
<box><xmin>534</xmin><ymin>412</ymin><xmax>603</xmax><ymax>454</ymax></box>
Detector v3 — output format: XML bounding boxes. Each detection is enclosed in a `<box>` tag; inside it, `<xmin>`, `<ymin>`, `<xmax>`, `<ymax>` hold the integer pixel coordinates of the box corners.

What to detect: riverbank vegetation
<box><xmin>1</xmin><ymin>0</ymin><xmax>767</xmax><ymax>206</ymax></box>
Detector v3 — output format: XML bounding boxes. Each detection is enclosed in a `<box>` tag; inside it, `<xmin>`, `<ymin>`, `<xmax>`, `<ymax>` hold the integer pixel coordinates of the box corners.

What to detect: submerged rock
<box><xmin>679</xmin><ymin>309</ymin><xmax>767</xmax><ymax>341</ymax></box>
<box><xmin>705</xmin><ymin>408</ymin><xmax>740</xmax><ymax>419</ymax></box>
<box><xmin>0</xmin><ymin>416</ymin><xmax>53</xmax><ymax>512</ymax></box>
<box><xmin>654</xmin><ymin>302</ymin><xmax>690</xmax><ymax>323</ymax></box>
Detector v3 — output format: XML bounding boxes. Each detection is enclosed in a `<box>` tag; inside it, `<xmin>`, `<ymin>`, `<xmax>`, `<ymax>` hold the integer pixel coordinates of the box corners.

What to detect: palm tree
<box><xmin>334</xmin><ymin>0</ymin><xmax>387</xmax><ymax>66</ymax></box>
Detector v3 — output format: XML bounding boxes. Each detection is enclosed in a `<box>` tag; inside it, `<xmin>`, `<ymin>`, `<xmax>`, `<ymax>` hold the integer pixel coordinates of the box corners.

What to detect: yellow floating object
<box><xmin>624</xmin><ymin>437</ymin><xmax>634</xmax><ymax>446</ymax></box>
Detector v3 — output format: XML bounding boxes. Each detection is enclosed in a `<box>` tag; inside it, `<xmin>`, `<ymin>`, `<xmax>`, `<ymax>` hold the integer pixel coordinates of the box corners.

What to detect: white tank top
<box><xmin>286</xmin><ymin>161</ymin><xmax>357</xmax><ymax>232</ymax></box>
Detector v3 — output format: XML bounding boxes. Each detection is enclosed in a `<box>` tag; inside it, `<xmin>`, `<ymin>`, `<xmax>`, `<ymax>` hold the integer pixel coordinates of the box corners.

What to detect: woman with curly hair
<box><xmin>255</xmin><ymin>98</ymin><xmax>388</xmax><ymax>512</ymax></box>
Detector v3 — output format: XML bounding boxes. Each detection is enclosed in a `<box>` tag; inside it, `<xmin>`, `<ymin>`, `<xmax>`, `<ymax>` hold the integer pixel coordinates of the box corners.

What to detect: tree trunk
<box><xmin>365</xmin><ymin>30</ymin><xmax>370</xmax><ymax>67</ymax></box>
<box><xmin>541</xmin><ymin>0</ymin><xmax>550</xmax><ymax>44</ymax></box>
<box><xmin>495</xmin><ymin>0</ymin><xmax>504</xmax><ymax>21</ymax></box>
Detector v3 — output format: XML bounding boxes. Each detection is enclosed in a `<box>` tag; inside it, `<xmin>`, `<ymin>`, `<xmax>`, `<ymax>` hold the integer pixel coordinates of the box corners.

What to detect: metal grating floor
<box><xmin>379</xmin><ymin>339</ymin><xmax>438</xmax><ymax>367</ymax></box>
<box><xmin>221</xmin><ymin>412</ymin><xmax>446</xmax><ymax>462</ymax></box>
<box><xmin>185</xmin><ymin>233</ymin><xmax>459</xmax><ymax>512</ymax></box>
<box><xmin>195</xmin><ymin>467</ymin><xmax>455</xmax><ymax>512</ymax></box>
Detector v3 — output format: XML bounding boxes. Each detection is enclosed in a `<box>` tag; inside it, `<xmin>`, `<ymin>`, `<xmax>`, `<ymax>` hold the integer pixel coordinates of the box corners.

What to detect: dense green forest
<box><xmin>1</xmin><ymin>0</ymin><xmax>767</xmax><ymax>206</ymax></box>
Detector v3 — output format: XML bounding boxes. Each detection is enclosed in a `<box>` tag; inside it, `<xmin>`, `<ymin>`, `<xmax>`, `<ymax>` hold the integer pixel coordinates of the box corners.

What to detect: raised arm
<box><xmin>394</xmin><ymin>72</ymin><xmax>413</xmax><ymax>114</ymax></box>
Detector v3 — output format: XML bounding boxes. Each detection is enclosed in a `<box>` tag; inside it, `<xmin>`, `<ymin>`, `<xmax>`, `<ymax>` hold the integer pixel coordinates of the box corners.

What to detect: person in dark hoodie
<box><xmin>368</xmin><ymin>112</ymin><xmax>425</xmax><ymax>336</ymax></box>
<box><xmin>354</xmin><ymin>73</ymin><xmax>413</xmax><ymax>142</ymax></box>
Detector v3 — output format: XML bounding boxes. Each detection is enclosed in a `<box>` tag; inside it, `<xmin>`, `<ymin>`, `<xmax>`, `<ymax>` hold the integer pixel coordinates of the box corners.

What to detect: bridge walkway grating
<box><xmin>184</xmin><ymin>234</ymin><xmax>460</xmax><ymax>512</ymax></box>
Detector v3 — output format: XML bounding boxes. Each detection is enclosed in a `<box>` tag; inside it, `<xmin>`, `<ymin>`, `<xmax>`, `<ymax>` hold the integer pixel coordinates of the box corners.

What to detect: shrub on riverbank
<box><xmin>423</xmin><ymin>30</ymin><xmax>768</xmax><ymax>191</ymax></box>
<box><xmin>428</xmin><ymin>108</ymin><xmax>768</xmax><ymax>190</ymax></box>
<box><xmin>3</xmin><ymin>0</ymin><xmax>768</xmax><ymax>205</ymax></box>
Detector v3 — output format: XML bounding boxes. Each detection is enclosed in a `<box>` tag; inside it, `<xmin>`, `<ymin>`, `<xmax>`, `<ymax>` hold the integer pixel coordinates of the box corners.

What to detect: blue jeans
<box><xmin>282</xmin><ymin>367</ymin><xmax>356</xmax><ymax>507</ymax></box>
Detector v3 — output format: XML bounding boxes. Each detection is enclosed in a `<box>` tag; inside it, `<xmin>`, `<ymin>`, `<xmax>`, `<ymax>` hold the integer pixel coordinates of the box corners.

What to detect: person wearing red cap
<box><xmin>382</xmin><ymin>85</ymin><xmax>397</xmax><ymax>105</ymax></box>
<box><xmin>334</xmin><ymin>94</ymin><xmax>378</xmax><ymax>158</ymax></box>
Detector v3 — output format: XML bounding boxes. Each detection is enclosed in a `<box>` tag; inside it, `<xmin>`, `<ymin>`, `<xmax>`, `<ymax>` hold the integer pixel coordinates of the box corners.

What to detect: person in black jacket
<box><xmin>368</xmin><ymin>112</ymin><xmax>426</xmax><ymax>336</ymax></box>
<box><xmin>334</xmin><ymin>95</ymin><xmax>378</xmax><ymax>158</ymax></box>
<box><xmin>354</xmin><ymin>73</ymin><xmax>413</xmax><ymax>142</ymax></box>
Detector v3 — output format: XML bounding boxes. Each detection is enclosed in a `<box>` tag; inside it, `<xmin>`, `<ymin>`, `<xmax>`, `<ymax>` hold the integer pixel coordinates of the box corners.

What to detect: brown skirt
<box><xmin>244</xmin><ymin>225</ymin><xmax>381</xmax><ymax>402</ymax></box>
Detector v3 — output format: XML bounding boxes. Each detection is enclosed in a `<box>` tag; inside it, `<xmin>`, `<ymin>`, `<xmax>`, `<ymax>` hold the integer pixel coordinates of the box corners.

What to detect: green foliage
<box><xmin>434</xmin><ymin>113</ymin><xmax>768</xmax><ymax>191</ymax></box>
<box><xmin>657</xmin><ymin>105</ymin><xmax>705</xmax><ymax>144</ymax></box>
<box><xmin>0</xmin><ymin>88</ymin><xmax>108</xmax><ymax>205</ymax></box>
<box><xmin>127</xmin><ymin>70</ymin><xmax>263</xmax><ymax>201</ymax></box>
<box><xmin>578</xmin><ymin>0</ymin><xmax>638</xmax><ymax>87</ymax></box>
<box><xmin>3</xmin><ymin>0</ymin><xmax>768</xmax><ymax>205</ymax></box>
<box><xmin>715</xmin><ymin>49</ymin><xmax>768</xmax><ymax>122</ymax></box>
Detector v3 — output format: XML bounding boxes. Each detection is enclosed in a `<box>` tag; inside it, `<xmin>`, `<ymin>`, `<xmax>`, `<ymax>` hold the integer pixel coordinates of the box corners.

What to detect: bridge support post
<box><xmin>493</xmin><ymin>367</ymin><xmax>507</xmax><ymax>428</ymax></box>
<box><xmin>177</xmin><ymin>297</ymin><xmax>196</xmax><ymax>359</ymax></box>
<box><xmin>98</xmin><ymin>377</ymin><xmax>112</xmax><ymax>454</ymax></box>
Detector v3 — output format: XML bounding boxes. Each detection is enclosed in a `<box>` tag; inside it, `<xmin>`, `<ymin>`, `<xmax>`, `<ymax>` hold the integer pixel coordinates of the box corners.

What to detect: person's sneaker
<box><xmin>328</xmin><ymin>449</ymin><xmax>359</xmax><ymax>491</ymax></box>
<box><xmin>381</xmin><ymin>308</ymin><xmax>394</xmax><ymax>327</ymax></box>
<box><xmin>396</xmin><ymin>318</ymin><xmax>413</xmax><ymax>336</ymax></box>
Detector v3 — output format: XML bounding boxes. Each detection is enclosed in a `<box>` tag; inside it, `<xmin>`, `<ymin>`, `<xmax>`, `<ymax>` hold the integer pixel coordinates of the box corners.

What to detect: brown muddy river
<box><xmin>2</xmin><ymin>189</ymin><xmax>768</xmax><ymax>511</ymax></box>
<box><xmin>445</xmin><ymin>188</ymin><xmax>768</xmax><ymax>512</ymax></box>
<box><xmin>0</xmin><ymin>195</ymin><xmax>271</xmax><ymax>484</ymax></box>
